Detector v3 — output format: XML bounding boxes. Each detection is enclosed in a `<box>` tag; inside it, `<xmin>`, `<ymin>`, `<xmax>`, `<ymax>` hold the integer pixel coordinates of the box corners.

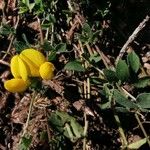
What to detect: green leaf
<box><xmin>116</xmin><ymin>60</ymin><xmax>130</xmax><ymax>82</ymax></box>
<box><xmin>99</xmin><ymin>101</ymin><xmax>111</xmax><ymax>110</ymax></box>
<box><xmin>91</xmin><ymin>77</ymin><xmax>107</xmax><ymax>85</ymax></box>
<box><xmin>41</xmin><ymin>23</ymin><xmax>52</xmax><ymax>29</ymax></box>
<box><xmin>64</xmin><ymin>61</ymin><xmax>85</xmax><ymax>72</ymax></box>
<box><xmin>42</xmin><ymin>40</ymin><xmax>54</xmax><ymax>51</ymax></box>
<box><xmin>22</xmin><ymin>0</ymin><xmax>29</xmax><ymax>6</ymax></box>
<box><xmin>82</xmin><ymin>23</ymin><xmax>92</xmax><ymax>36</ymax></box>
<box><xmin>70</xmin><ymin>119</ymin><xmax>84</xmax><ymax>138</ymax></box>
<box><xmin>113</xmin><ymin>89</ymin><xmax>138</xmax><ymax>109</ymax></box>
<box><xmin>49</xmin><ymin>14</ymin><xmax>56</xmax><ymax>23</ymax></box>
<box><xmin>127</xmin><ymin>51</ymin><xmax>140</xmax><ymax>73</ymax></box>
<box><xmin>48</xmin><ymin>51</ymin><xmax>57</xmax><ymax>61</ymax></box>
<box><xmin>78</xmin><ymin>34</ymin><xmax>89</xmax><ymax>43</ymax></box>
<box><xmin>64</xmin><ymin>123</ymin><xmax>74</xmax><ymax>141</ymax></box>
<box><xmin>127</xmin><ymin>138</ymin><xmax>147</xmax><ymax>149</ymax></box>
<box><xmin>89</xmin><ymin>53</ymin><xmax>101</xmax><ymax>63</ymax></box>
<box><xmin>28</xmin><ymin>3</ymin><xmax>35</xmax><ymax>12</ymax></box>
<box><xmin>29</xmin><ymin>77</ymin><xmax>42</xmax><ymax>91</ymax></box>
<box><xmin>49</xmin><ymin>112</ymin><xmax>65</xmax><ymax>127</ymax></box>
<box><xmin>19</xmin><ymin>135</ymin><xmax>32</xmax><ymax>150</ymax></box>
<box><xmin>19</xmin><ymin>6</ymin><xmax>28</xmax><ymax>14</ymax></box>
<box><xmin>103</xmin><ymin>69</ymin><xmax>118</xmax><ymax>82</ymax></box>
<box><xmin>49</xmin><ymin>111</ymin><xmax>84</xmax><ymax>142</ymax></box>
<box><xmin>13</xmin><ymin>41</ymin><xmax>29</xmax><ymax>53</ymax></box>
<box><xmin>115</xmin><ymin>107</ymin><xmax>131</xmax><ymax>113</ymax></box>
<box><xmin>134</xmin><ymin>76</ymin><xmax>150</xmax><ymax>88</ymax></box>
<box><xmin>0</xmin><ymin>24</ymin><xmax>15</xmax><ymax>36</ymax></box>
<box><xmin>55</xmin><ymin>43</ymin><xmax>67</xmax><ymax>53</ymax></box>
<box><xmin>136</xmin><ymin>93</ymin><xmax>150</xmax><ymax>108</ymax></box>
<box><xmin>89</xmin><ymin>30</ymin><xmax>102</xmax><ymax>44</ymax></box>
<box><xmin>22</xmin><ymin>33</ymin><xmax>30</xmax><ymax>47</ymax></box>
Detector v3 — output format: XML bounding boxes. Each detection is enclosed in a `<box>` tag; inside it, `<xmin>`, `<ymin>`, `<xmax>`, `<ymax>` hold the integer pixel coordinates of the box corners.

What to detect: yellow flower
<box><xmin>10</xmin><ymin>55</ymin><xmax>29</xmax><ymax>81</ymax></box>
<box><xmin>39</xmin><ymin>62</ymin><xmax>55</xmax><ymax>80</ymax></box>
<box><xmin>4</xmin><ymin>78</ymin><xmax>28</xmax><ymax>93</ymax></box>
<box><xmin>4</xmin><ymin>48</ymin><xmax>55</xmax><ymax>93</ymax></box>
<box><xmin>19</xmin><ymin>49</ymin><xmax>46</xmax><ymax>77</ymax></box>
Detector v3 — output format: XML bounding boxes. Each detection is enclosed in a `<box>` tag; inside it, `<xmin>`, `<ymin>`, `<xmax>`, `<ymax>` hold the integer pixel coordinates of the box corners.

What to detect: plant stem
<box><xmin>114</xmin><ymin>113</ymin><xmax>128</xmax><ymax>148</ymax></box>
<box><xmin>135</xmin><ymin>113</ymin><xmax>150</xmax><ymax>146</ymax></box>
<box><xmin>83</xmin><ymin>113</ymin><xmax>88</xmax><ymax>150</ymax></box>
<box><xmin>19</xmin><ymin>91</ymin><xmax>36</xmax><ymax>144</ymax></box>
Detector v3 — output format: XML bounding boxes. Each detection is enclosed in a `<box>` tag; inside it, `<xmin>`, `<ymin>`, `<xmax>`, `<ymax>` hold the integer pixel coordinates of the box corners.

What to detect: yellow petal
<box><xmin>4</xmin><ymin>78</ymin><xmax>28</xmax><ymax>93</ymax></box>
<box><xmin>18</xmin><ymin>56</ymin><xmax>29</xmax><ymax>81</ymax></box>
<box><xmin>20</xmin><ymin>49</ymin><xmax>46</xmax><ymax>67</ymax></box>
<box><xmin>39</xmin><ymin>62</ymin><xmax>55</xmax><ymax>80</ymax></box>
<box><xmin>19</xmin><ymin>53</ymin><xmax>40</xmax><ymax>77</ymax></box>
<box><xmin>10</xmin><ymin>55</ymin><xmax>21</xmax><ymax>78</ymax></box>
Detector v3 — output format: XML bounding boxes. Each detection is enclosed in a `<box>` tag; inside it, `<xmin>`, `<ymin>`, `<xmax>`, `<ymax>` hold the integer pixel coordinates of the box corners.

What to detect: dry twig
<box><xmin>116</xmin><ymin>15</ymin><xmax>150</xmax><ymax>63</ymax></box>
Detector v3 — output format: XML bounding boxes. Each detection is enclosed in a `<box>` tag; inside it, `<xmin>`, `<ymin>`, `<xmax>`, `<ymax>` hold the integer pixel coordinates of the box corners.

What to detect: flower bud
<box><xmin>39</xmin><ymin>62</ymin><xmax>55</xmax><ymax>80</ymax></box>
<box><xmin>4</xmin><ymin>79</ymin><xmax>28</xmax><ymax>93</ymax></box>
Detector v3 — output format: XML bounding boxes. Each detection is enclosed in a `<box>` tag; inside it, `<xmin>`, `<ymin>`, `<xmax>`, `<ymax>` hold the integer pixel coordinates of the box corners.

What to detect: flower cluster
<box><xmin>4</xmin><ymin>49</ymin><xmax>55</xmax><ymax>93</ymax></box>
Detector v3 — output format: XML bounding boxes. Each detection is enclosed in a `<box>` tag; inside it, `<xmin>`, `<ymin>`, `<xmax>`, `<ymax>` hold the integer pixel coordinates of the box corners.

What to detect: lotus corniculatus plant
<box><xmin>4</xmin><ymin>49</ymin><xmax>55</xmax><ymax>93</ymax></box>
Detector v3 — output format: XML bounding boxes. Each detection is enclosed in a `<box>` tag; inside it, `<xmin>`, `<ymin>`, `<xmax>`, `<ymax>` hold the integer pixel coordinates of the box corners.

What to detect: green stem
<box><xmin>19</xmin><ymin>91</ymin><xmax>36</xmax><ymax>143</ymax></box>
<box><xmin>83</xmin><ymin>113</ymin><xmax>88</xmax><ymax>150</ymax></box>
<box><xmin>114</xmin><ymin>112</ymin><xmax>128</xmax><ymax>148</ymax></box>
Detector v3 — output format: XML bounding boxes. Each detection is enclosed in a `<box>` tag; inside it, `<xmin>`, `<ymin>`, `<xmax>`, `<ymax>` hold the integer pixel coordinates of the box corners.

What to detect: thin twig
<box><xmin>95</xmin><ymin>45</ymin><xmax>114</xmax><ymax>69</ymax></box>
<box><xmin>0</xmin><ymin>60</ymin><xmax>10</xmax><ymax>66</ymax></box>
<box><xmin>50</xmin><ymin>24</ymin><xmax>54</xmax><ymax>46</ymax></box>
<box><xmin>37</xmin><ymin>17</ymin><xmax>44</xmax><ymax>45</ymax></box>
<box><xmin>67</xmin><ymin>0</ymin><xmax>74</xmax><ymax>12</ymax></box>
<box><xmin>87</xmin><ymin>77</ymin><xmax>90</xmax><ymax>99</ymax></box>
<box><xmin>121</xmin><ymin>87</ymin><xmax>136</xmax><ymax>102</ymax></box>
<box><xmin>86</xmin><ymin>43</ymin><xmax>93</xmax><ymax>56</ymax></box>
<box><xmin>116</xmin><ymin>15</ymin><xmax>150</xmax><ymax>63</ymax></box>
<box><xmin>135</xmin><ymin>113</ymin><xmax>150</xmax><ymax>147</ymax></box>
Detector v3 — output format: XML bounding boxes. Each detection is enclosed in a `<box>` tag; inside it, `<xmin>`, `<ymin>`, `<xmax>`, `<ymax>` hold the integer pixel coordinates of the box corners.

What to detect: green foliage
<box><xmin>127</xmin><ymin>138</ymin><xmax>147</xmax><ymax>149</ymax></box>
<box><xmin>104</xmin><ymin>69</ymin><xmax>118</xmax><ymax>82</ymax></box>
<box><xmin>0</xmin><ymin>24</ymin><xmax>15</xmax><ymax>36</ymax></box>
<box><xmin>78</xmin><ymin>23</ymin><xmax>101</xmax><ymax>44</ymax></box>
<box><xmin>19</xmin><ymin>0</ymin><xmax>44</xmax><ymax>14</ymax></box>
<box><xmin>42</xmin><ymin>41</ymin><xmax>54</xmax><ymax>51</ymax></box>
<box><xmin>55</xmin><ymin>43</ymin><xmax>67</xmax><ymax>53</ymax></box>
<box><xmin>134</xmin><ymin>77</ymin><xmax>150</xmax><ymax>88</ymax></box>
<box><xmin>19</xmin><ymin>135</ymin><xmax>32</xmax><ymax>150</ymax></box>
<box><xmin>113</xmin><ymin>89</ymin><xmax>138</xmax><ymax>109</ymax></box>
<box><xmin>13</xmin><ymin>41</ymin><xmax>30</xmax><ymax>53</ymax></box>
<box><xmin>41</xmin><ymin>14</ymin><xmax>56</xmax><ymax>29</ymax></box>
<box><xmin>48</xmin><ymin>51</ymin><xmax>57</xmax><ymax>61</ymax></box>
<box><xmin>127</xmin><ymin>51</ymin><xmax>140</xmax><ymax>73</ymax></box>
<box><xmin>64</xmin><ymin>61</ymin><xmax>85</xmax><ymax>72</ymax></box>
<box><xmin>49</xmin><ymin>111</ymin><xmax>84</xmax><ymax>142</ymax></box>
<box><xmin>116</xmin><ymin>60</ymin><xmax>130</xmax><ymax>82</ymax></box>
<box><xmin>42</xmin><ymin>41</ymin><xmax>67</xmax><ymax>61</ymax></box>
<box><xmin>136</xmin><ymin>93</ymin><xmax>150</xmax><ymax>109</ymax></box>
<box><xmin>89</xmin><ymin>53</ymin><xmax>101</xmax><ymax>63</ymax></box>
<box><xmin>29</xmin><ymin>77</ymin><xmax>42</xmax><ymax>91</ymax></box>
<box><xmin>95</xmin><ymin>1</ymin><xmax>111</xmax><ymax>18</ymax></box>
